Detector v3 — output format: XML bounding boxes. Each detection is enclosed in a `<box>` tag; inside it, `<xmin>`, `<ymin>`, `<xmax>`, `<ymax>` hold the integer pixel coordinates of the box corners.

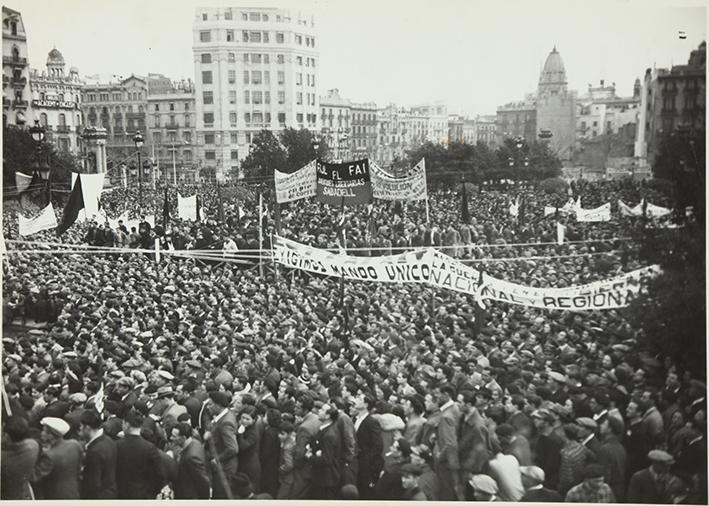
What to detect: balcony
<box><xmin>2</xmin><ymin>75</ymin><xmax>7</xmax><ymax>87</ymax></box>
<box><xmin>13</xmin><ymin>100</ymin><xmax>28</xmax><ymax>109</ymax></box>
<box><xmin>3</xmin><ymin>56</ymin><xmax>28</xmax><ymax>66</ymax></box>
<box><xmin>11</xmin><ymin>76</ymin><xmax>26</xmax><ymax>88</ymax></box>
<box><xmin>165</xmin><ymin>123</ymin><xmax>179</xmax><ymax>130</ymax></box>
<box><xmin>56</xmin><ymin>125</ymin><xmax>71</xmax><ymax>133</ymax></box>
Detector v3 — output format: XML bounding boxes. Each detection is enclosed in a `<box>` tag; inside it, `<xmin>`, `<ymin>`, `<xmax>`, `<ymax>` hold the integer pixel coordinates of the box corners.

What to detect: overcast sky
<box><xmin>12</xmin><ymin>0</ymin><xmax>707</xmax><ymax>116</ymax></box>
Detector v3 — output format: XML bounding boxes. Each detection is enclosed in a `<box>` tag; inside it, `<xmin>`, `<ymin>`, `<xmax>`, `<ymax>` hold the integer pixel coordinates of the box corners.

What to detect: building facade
<box><xmin>496</xmin><ymin>100</ymin><xmax>537</xmax><ymax>145</ymax></box>
<box><xmin>412</xmin><ymin>102</ymin><xmax>448</xmax><ymax>146</ymax></box>
<box><xmin>319</xmin><ymin>88</ymin><xmax>350</xmax><ymax>160</ymax></box>
<box><xmin>29</xmin><ymin>48</ymin><xmax>83</xmax><ymax>152</ymax></box>
<box><xmin>147</xmin><ymin>74</ymin><xmax>197</xmax><ymax>183</ymax></box>
<box><xmin>576</xmin><ymin>80</ymin><xmax>640</xmax><ymax>141</ymax></box>
<box><xmin>536</xmin><ymin>46</ymin><xmax>576</xmax><ymax>161</ymax></box>
<box><xmin>448</xmin><ymin>114</ymin><xmax>464</xmax><ymax>143</ymax></box>
<box><xmin>350</xmin><ymin>100</ymin><xmax>377</xmax><ymax>159</ymax></box>
<box><xmin>474</xmin><ymin>115</ymin><xmax>497</xmax><ymax>146</ymax></box>
<box><xmin>193</xmin><ymin>6</ymin><xmax>319</xmax><ymax>179</ymax></box>
<box><xmin>2</xmin><ymin>6</ymin><xmax>31</xmax><ymax>126</ymax></box>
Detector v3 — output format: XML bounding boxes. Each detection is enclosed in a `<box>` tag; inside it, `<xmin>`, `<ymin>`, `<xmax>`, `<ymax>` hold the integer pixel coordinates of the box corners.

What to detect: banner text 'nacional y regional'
<box><xmin>316</xmin><ymin>158</ymin><xmax>373</xmax><ymax>206</ymax></box>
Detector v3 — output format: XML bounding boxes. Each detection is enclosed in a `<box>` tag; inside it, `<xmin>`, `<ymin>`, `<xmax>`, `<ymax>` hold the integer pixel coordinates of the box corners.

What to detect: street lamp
<box><xmin>133</xmin><ymin>131</ymin><xmax>144</xmax><ymax>206</ymax></box>
<box><xmin>170</xmin><ymin>140</ymin><xmax>186</xmax><ymax>186</ymax></box>
<box><xmin>29</xmin><ymin>120</ymin><xmax>51</xmax><ymax>203</ymax></box>
<box><xmin>29</xmin><ymin>119</ymin><xmax>45</xmax><ymax>142</ymax></box>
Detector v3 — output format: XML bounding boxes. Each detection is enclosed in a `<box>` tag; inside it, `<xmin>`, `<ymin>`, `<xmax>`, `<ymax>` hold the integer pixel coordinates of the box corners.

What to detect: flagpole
<box><xmin>425</xmin><ymin>197</ymin><xmax>430</xmax><ymax>224</ymax></box>
<box><xmin>271</xmin><ymin>233</ymin><xmax>278</xmax><ymax>281</ymax></box>
<box><xmin>258</xmin><ymin>193</ymin><xmax>264</xmax><ymax>278</ymax></box>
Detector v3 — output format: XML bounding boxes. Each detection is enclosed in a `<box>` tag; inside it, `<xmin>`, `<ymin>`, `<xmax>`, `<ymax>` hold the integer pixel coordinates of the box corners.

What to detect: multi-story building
<box><xmin>412</xmin><ymin>102</ymin><xmax>448</xmax><ymax>146</ymax></box>
<box><xmin>319</xmin><ymin>88</ymin><xmax>350</xmax><ymax>160</ymax></box>
<box><xmin>81</xmin><ymin>74</ymin><xmax>149</xmax><ymax>171</ymax></box>
<box><xmin>474</xmin><ymin>115</ymin><xmax>497</xmax><ymax>147</ymax></box>
<box><xmin>193</xmin><ymin>6</ymin><xmax>319</xmax><ymax>179</ymax></box>
<box><xmin>448</xmin><ymin>114</ymin><xmax>464</xmax><ymax>144</ymax></box>
<box><xmin>576</xmin><ymin>80</ymin><xmax>640</xmax><ymax>141</ymax></box>
<box><xmin>147</xmin><ymin>74</ymin><xmax>197</xmax><ymax>182</ymax></box>
<box><xmin>536</xmin><ymin>46</ymin><xmax>576</xmax><ymax>161</ymax></box>
<box><xmin>2</xmin><ymin>6</ymin><xmax>31</xmax><ymax>126</ymax></box>
<box><xmin>350</xmin><ymin>100</ymin><xmax>377</xmax><ymax>159</ymax></box>
<box><xmin>637</xmin><ymin>41</ymin><xmax>706</xmax><ymax>170</ymax></box>
<box><xmin>496</xmin><ymin>100</ymin><xmax>537</xmax><ymax>144</ymax></box>
<box><xmin>28</xmin><ymin>48</ymin><xmax>83</xmax><ymax>152</ymax></box>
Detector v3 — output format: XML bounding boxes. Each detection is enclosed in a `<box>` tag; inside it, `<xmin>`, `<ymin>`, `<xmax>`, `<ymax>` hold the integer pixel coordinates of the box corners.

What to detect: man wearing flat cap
<box><xmin>575</xmin><ymin>416</ymin><xmax>601</xmax><ymax>456</ymax></box>
<box><xmin>531</xmin><ymin>408</ymin><xmax>564</xmax><ymax>491</ymax></box>
<box><xmin>79</xmin><ymin>409</ymin><xmax>117</xmax><ymax>499</ymax></box>
<box><xmin>627</xmin><ymin>449</ymin><xmax>681</xmax><ymax>504</ymax></box>
<box><xmin>565</xmin><ymin>463</ymin><xmax>615</xmax><ymax>503</ymax></box>
<box><xmin>519</xmin><ymin>466</ymin><xmax>562</xmax><ymax>502</ymax></box>
<box><xmin>469</xmin><ymin>473</ymin><xmax>499</xmax><ymax>501</ymax></box>
<box><xmin>33</xmin><ymin>417</ymin><xmax>84</xmax><ymax>499</ymax></box>
<box><xmin>206</xmin><ymin>390</ymin><xmax>239</xmax><ymax>498</ymax></box>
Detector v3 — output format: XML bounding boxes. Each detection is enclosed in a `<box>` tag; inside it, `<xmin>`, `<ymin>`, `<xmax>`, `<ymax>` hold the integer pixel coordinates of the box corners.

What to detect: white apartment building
<box><xmin>193</xmin><ymin>6</ymin><xmax>319</xmax><ymax>180</ymax></box>
<box><xmin>3</xmin><ymin>6</ymin><xmax>32</xmax><ymax>126</ymax></box>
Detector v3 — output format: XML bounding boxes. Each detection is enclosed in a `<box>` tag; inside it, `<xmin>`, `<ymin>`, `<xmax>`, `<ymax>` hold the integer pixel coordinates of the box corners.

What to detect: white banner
<box><xmin>15</xmin><ymin>172</ymin><xmax>33</xmax><ymax>193</ymax></box>
<box><xmin>556</xmin><ymin>222</ymin><xmax>566</xmax><ymax>245</ymax></box>
<box><xmin>274</xmin><ymin>236</ymin><xmax>661</xmax><ymax>310</ymax></box>
<box><xmin>19</xmin><ymin>203</ymin><xmax>58</xmax><ymax>236</ymax></box>
<box><xmin>71</xmin><ymin>173</ymin><xmax>105</xmax><ymax>218</ymax></box>
<box><xmin>618</xmin><ymin>199</ymin><xmax>642</xmax><ymax>217</ymax></box>
<box><xmin>576</xmin><ymin>203</ymin><xmax>611</xmax><ymax>222</ymax></box>
<box><xmin>178</xmin><ymin>194</ymin><xmax>197</xmax><ymax>221</ymax></box>
<box><xmin>544</xmin><ymin>206</ymin><xmax>557</xmax><ymax>217</ymax></box>
<box><xmin>509</xmin><ymin>197</ymin><xmax>519</xmax><ymax>217</ymax></box>
<box><xmin>370</xmin><ymin>159</ymin><xmax>428</xmax><ymax>201</ymax></box>
<box><xmin>646</xmin><ymin>202</ymin><xmax>671</xmax><ymax>218</ymax></box>
<box><xmin>275</xmin><ymin>160</ymin><xmax>317</xmax><ymax>203</ymax></box>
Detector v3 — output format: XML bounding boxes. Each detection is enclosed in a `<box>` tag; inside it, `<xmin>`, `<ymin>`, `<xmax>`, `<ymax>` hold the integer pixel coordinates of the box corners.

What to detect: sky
<box><xmin>12</xmin><ymin>0</ymin><xmax>707</xmax><ymax>116</ymax></box>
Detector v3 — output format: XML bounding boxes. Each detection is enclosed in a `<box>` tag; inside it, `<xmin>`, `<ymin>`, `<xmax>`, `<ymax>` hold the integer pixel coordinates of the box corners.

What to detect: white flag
<box><xmin>556</xmin><ymin>222</ymin><xmax>566</xmax><ymax>245</ymax></box>
<box><xmin>177</xmin><ymin>194</ymin><xmax>197</xmax><ymax>221</ymax></box>
<box><xmin>94</xmin><ymin>382</ymin><xmax>104</xmax><ymax>413</ymax></box>
<box><xmin>509</xmin><ymin>197</ymin><xmax>519</xmax><ymax>217</ymax></box>
<box><xmin>71</xmin><ymin>173</ymin><xmax>105</xmax><ymax>218</ymax></box>
<box><xmin>238</xmin><ymin>206</ymin><xmax>246</xmax><ymax>220</ymax></box>
<box><xmin>544</xmin><ymin>206</ymin><xmax>557</xmax><ymax>217</ymax></box>
<box><xmin>18</xmin><ymin>204</ymin><xmax>58</xmax><ymax>236</ymax></box>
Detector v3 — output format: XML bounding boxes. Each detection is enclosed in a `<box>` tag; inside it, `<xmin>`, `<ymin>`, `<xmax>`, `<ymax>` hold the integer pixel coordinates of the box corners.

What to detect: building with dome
<box><xmin>28</xmin><ymin>47</ymin><xmax>84</xmax><ymax>152</ymax></box>
<box><xmin>535</xmin><ymin>46</ymin><xmax>576</xmax><ymax>161</ymax></box>
<box><xmin>2</xmin><ymin>6</ymin><xmax>32</xmax><ymax>127</ymax></box>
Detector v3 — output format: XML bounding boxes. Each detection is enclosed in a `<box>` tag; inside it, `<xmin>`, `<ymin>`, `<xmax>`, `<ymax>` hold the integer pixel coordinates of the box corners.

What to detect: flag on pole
<box><xmin>196</xmin><ymin>196</ymin><xmax>202</xmax><ymax>221</ymax></box>
<box><xmin>460</xmin><ymin>182</ymin><xmax>470</xmax><ymax>224</ymax></box>
<box><xmin>57</xmin><ymin>173</ymin><xmax>85</xmax><ymax>235</ymax></box>
<box><xmin>94</xmin><ymin>382</ymin><xmax>104</xmax><ymax>414</ymax></box>
<box><xmin>238</xmin><ymin>205</ymin><xmax>246</xmax><ymax>220</ymax></box>
<box><xmin>556</xmin><ymin>221</ymin><xmax>566</xmax><ymax>245</ymax></box>
<box><xmin>162</xmin><ymin>187</ymin><xmax>170</xmax><ymax>230</ymax></box>
<box><xmin>217</xmin><ymin>183</ymin><xmax>225</xmax><ymax>223</ymax></box>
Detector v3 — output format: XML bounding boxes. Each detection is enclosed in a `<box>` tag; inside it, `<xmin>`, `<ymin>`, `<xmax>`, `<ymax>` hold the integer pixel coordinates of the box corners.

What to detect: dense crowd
<box><xmin>2</xmin><ymin>177</ymin><xmax>705</xmax><ymax>502</ymax></box>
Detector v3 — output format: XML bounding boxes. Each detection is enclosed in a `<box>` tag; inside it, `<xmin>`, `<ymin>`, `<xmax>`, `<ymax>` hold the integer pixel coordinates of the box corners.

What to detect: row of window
<box><xmin>86</xmin><ymin>105</ymin><xmax>144</xmax><ymax>114</ymax></box>
<box><xmin>37</xmin><ymin>112</ymin><xmax>79</xmax><ymax>127</ymax></box>
<box><xmin>152</xmin><ymin>131</ymin><xmax>192</xmax><ymax>144</ymax></box>
<box><xmin>201</xmin><ymin>69</ymin><xmax>316</xmax><ymax>88</ymax></box>
<box><xmin>153</xmin><ymin>115</ymin><xmax>192</xmax><ymax>127</ymax></box>
<box><xmin>199</xmin><ymin>29</ymin><xmax>315</xmax><ymax>47</ymax></box>
<box><xmin>201</xmin><ymin>52</ymin><xmax>316</xmax><ymax>67</ymax></box>
<box><xmin>37</xmin><ymin>92</ymin><xmax>78</xmax><ymax>102</ymax></box>
<box><xmin>153</xmin><ymin>102</ymin><xmax>190</xmax><ymax>112</ymax></box>
<box><xmin>201</xmin><ymin>10</ymin><xmax>308</xmax><ymax>25</ymax></box>
<box><xmin>201</xmin><ymin>111</ymin><xmax>317</xmax><ymax>129</ymax></box>
<box><xmin>85</xmin><ymin>92</ymin><xmax>144</xmax><ymax>102</ymax></box>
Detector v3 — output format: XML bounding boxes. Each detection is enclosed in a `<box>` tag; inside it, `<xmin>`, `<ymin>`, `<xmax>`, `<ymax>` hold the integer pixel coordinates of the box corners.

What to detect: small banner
<box><xmin>370</xmin><ymin>159</ymin><xmax>428</xmax><ymax>201</ymax></box>
<box><xmin>576</xmin><ymin>203</ymin><xmax>611</xmax><ymax>222</ymax></box>
<box><xmin>618</xmin><ymin>199</ymin><xmax>641</xmax><ymax>217</ymax></box>
<box><xmin>178</xmin><ymin>194</ymin><xmax>197</xmax><ymax>221</ymax></box>
<box><xmin>556</xmin><ymin>222</ymin><xmax>566</xmax><ymax>245</ymax></box>
<box><xmin>316</xmin><ymin>158</ymin><xmax>372</xmax><ymax>206</ymax></box>
<box><xmin>19</xmin><ymin>203</ymin><xmax>58</xmax><ymax>236</ymax></box>
<box><xmin>275</xmin><ymin>160</ymin><xmax>317</xmax><ymax>203</ymax></box>
<box><xmin>646</xmin><ymin>202</ymin><xmax>671</xmax><ymax>218</ymax></box>
<box><xmin>544</xmin><ymin>206</ymin><xmax>557</xmax><ymax>217</ymax></box>
<box><xmin>15</xmin><ymin>172</ymin><xmax>33</xmax><ymax>193</ymax></box>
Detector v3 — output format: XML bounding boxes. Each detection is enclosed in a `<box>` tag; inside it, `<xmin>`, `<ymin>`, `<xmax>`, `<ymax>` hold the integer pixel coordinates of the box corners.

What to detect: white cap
<box><xmin>41</xmin><ymin>417</ymin><xmax>70</xmax><ymax>437</ymax></box>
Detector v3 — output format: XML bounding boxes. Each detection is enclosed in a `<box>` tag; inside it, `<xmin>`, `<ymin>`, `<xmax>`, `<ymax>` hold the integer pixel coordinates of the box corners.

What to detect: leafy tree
<box><xmin>240</xmin><ymin>129</ymin><xmax>287</xmax><ymax>180</ymax></box>
<box><xmin>280</xmin><ymin>127</ymin><xmax>328</xmax><ymax>173</ymax></box>
<box><xmin>3</xmin><ymin>125</ymin><xmax>81</xmax><ymax>190</ymax></box>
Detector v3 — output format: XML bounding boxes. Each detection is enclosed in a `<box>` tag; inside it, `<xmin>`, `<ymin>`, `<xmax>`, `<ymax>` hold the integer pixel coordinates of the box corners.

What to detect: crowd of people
<box><xmin>2</xmin><ymin>176</ymin><xmax>706</xmax><ymax>502</ymax></box>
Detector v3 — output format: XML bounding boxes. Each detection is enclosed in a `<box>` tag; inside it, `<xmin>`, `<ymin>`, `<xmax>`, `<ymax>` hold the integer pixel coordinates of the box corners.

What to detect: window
<box><xmin>242</xmin><ymin>12</ymin><xmax>248</xmax><ymax>20</ymax></box>
<box><xmin>296</xmin><ymin>92</ymin><xmax>303</xmax><ymax>105</ymax></box>
<box><xmin>296</xmin><ymin>73</ymin><xmax>302</xmax><ymax>85</ymax></box>
<box><xmin>244</xmin><ymin>91</ymin><xmax>250</xmax><ymax>104</ymax></box>
<box><xmin>264</xmin><ymin>71</ymin><xmax>270</xmax><ymax>84</ymax></box>
<box><xmin>296</xmin><ymin>113</ymin><xmax>303</xmax><ymax>123</ymax></box>
<box><xmin>169</xmin><ymin>103</ymin><xmax>175</xmax><ymax>111</ymax></box>
<box><xmin>228</xmin><ymin>52</ymin><xmax>236</xmax><ymax>62</ymax></box>
<box><xmin>265</xmin><ymin>112</ymin><xmax>271</xmax><ymax>123</ymax></box>
<box><xmin>228</xmin><ymin>70</ymin><xmax>236</xmax><ymax>84</ymax></box>
<box><xmin>59</xmin><ymin>113</ymin><xmax>66</xmax><ymax>126</ymax></box>
<box><xmin>169</xmin><ymin>114</ymin><xmax>175</xmax><ymax>125</ymax></box>
<box><xmin>113</xmin><ymin>93</ymin><xmax>121</xmax><ymax>100</ymax></box>
<box><xmin>249</xmin><ymin>12</ymin><xmax>260</xmax><ymax>21</ymax></box>
<box><xmin>242</xmin><ymin>31</ymin><xmax>249</xmax><ymax>42</ymax></box>
<box><xmin>306</xmin><ymin>37</ymin><xmax>310</xmax><ymax>47</ymax></box>
<box><xmin>154</xmin><ymin>115</ymin><xmax>160</xmax><ymax>127</ymax></box>
<box><xmin>244</xmin><ymin>71</ymin><xmax>250</xmax><ymax>84</ymax></box>
<box><xmin>253</xmin><ymin>112</ymin><xmax>263</xmax><ymax>125</ymax></box>
<box><xmin>264</xmin><ymin>54</ymin><xmax>269</xmax><ymax>64</ymax></box>
<box><xmin>311</xmin><ymin>38</ymin><xmax>315</xmax><ymax>48</ymax></box>
<box><xmin>278</xmin><ymin>71</ymin><xmax>285</xmax><ymax>84</ymax></box>
<box><xmin>295</xmin><ymin>34</ymin><xmax>302</xmax><ymax>45</ymax></box>
<box><xmin>253</xmin><ymin>54</ymin><xmax>262</xmax><ymax>63</ymax></box>
<box><xmin>231</xmin><ymin>132</ymin><xmax>238</xmax><ymax>143</ymax></box>
<box><xmin>278</xmin><ymin>112</ymin><xmax>286</xmax><ymax>126</ymax></box>
<box><xmin>263</xmin><ymin>32</ymin><xmax>269</xmax><ymax>43</ymax></box>
<box><xmin>229</xmin><ymin>112</ymin><xmax>237</xmax><ymax>125</ymax></box>
<box><xmin>203</xmin><ymin>112</ymin><xmax>214</xmax><ymax>125</ymax></box>
<box><xmin>153</xmin><ymin>132</ymin><xmax>162</xmax><ymax>144</ymax></box>
<box><xmin>231</xmin><ymin>150</ymin><xmax>239</xmax><ymax>160</ymax></box>
<box><xmin>205</xmin><ymin>151</ymin><xmax>216</xmax><ymax>160</ymax></box>
<box><xmin>278</xmin><ymin>91</ymin><xmax>285</xmax><ymax>104</ymax></box>
<box><xmin>202</xmin><ymin>71</ymin><xmax>212</xmax><ymax>84</ymax></box>
<box><xmin>252</xmin><ymin>71</ymin><xmax>262</xmax><ymax>84</ymax></box>
<box><xmin>593</xmin><ymin>121</ymin><xmax>598</xmax><ymax>127</ymax></box>
<box><xmin>184</xmin><ymin>150</ymin><xmax>192</xmax><ymax>161</ymax></box>
<box><xmin>244</xmin><ymin>53</ymin><xmax>250</xmax><ymax>63</ymax></box>
<box><xmin>306</xmin><ymin>75</ymin><xmax>310</xmax><ymax>86</ymax></box>
<box><xmin>244</xmin><ymin>113</ymin><xmax>251</xmax><ymax>125</ymax></box>
<box><xmin>203</xmin><ymin>91</ymin><xmax>213</xmax><ymax>105</ymax></box>
<box><xmin>296</xmin><ymin>56</ymin><xmax>302</xmax><ymax>65</ymax></box>
<box><xmin>185</xmin><ymin>102</ymin><xmax>190</xmax><ymax>110</ymax></box>
<box><xmin>263</xmin><ymin>14</ymin><xmax>269</xmax><ymax>21</ymax></box>
<box><xmin>227</xmin><ymin>30</ymin><xmax>234</xmax><ymax>42</ymax></box>
<box><xmin>253</xmin><ymin>91</ymin><xmax>263</xmax><ymax>104</ymax></box>
<box><xmin>276</xmin><ymin>32</ymin><xmax>284</xmax><ymax>43</ymax></box>
<box><xmin>250</xmin><ymin>31</ymin><xmax>261</xmax><ymax>43</ymax></box>
<box><xmin>202</xmin><ymin>13</ymin><xmax>208</xmax><ymax>20</ymax></box>
<box><xmin>201</xmin><ymin>53</ymin><xmax>212</xmax><ymax>63</ymax></box>
<box><xmin>229</xmin><ymin>90</ymin><xmax>237</xmax><ymax>104</ymax></box>
<box><xmin>200</xmin><ymin>31</ymin><xmax>211</xmax><ymax>42</ymax></box>
<box><xmin>311</xmin><ymin>58</ymin><xmax>316</xmax><ymax>68</ymax></box>
<box><xmin>311</xmin><ymin>74</ymin><xmax>315</xmax><ymax>87</ymax></box>
<box><xmin>264</xmin><ymin>91</ymin><xmax>271</xmax><ymax>104</ymax></box>
<box><xmin>224</xmin><ymin>10</ymin><xmax>232</xmax><ymax>20</ymax></box>
<box><xmin>204</xmin><ymin>133</ymin><xmax>215</xmax><ymax>144</ymax></box>
<box><xmin>277</xmin><ymin>54</ymin><xmax>284</xmax><ymax>64</ymax></box>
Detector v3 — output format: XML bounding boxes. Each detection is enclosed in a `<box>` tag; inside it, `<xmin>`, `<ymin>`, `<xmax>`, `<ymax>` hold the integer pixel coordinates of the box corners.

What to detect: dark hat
<box><xmin>495</xmin><ymin>423</ymin><xmax>515</xmax><ymax>438</ymax></box>
<box><xmin>209</xmin><ymin>390</ymin><xmax>232</xmax><ymax>407</ymax></box>
<box><xmin>231</xmin><ymin>472</ymin><xmax>253</xmax><ymax>498</ymax></box>
<box><xmin>583</xmin><ymin>463</ymin><xmax>605</xmax><ymax>479</ymax></box>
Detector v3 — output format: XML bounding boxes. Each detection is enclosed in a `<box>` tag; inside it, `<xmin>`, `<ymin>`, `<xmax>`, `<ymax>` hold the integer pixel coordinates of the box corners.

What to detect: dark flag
<box><xmin>56</xmin><ymin>172</ymin><xmax>85</xmax><ymax>235</ymax></box>
<box><xmin>162</xmin><ymin>187</ymin><xmax>170</xmax><ymax>229</ymax></box>
<box><xmin>196</xmin><ymin>195</ymin><xmax>201</xmax><ymax>221</ymax></box>
<box><xmin>460</xmin><ymin>181</ymin><xmax>470</xmax><ymax>224</ymax></box>
<box><xmin>217</xmin><ymin>183</ymin><xmax>225</xmax><ymax>223</ymax></box>
<box><xmin>518</xmin><ymin>195</ymin><xmax>525</xmax><ymax>226</ymax></box>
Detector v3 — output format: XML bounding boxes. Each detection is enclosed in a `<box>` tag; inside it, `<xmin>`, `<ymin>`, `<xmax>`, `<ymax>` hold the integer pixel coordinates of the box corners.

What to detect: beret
<box><xmin>520</xmin><ymin>466</ymin><xmax>545</xmax><ymax>483</ymax></box>
<box><xmin>41</xmin><ymin>417</ymin><xmax>70</xmax><ymax>437</ymax></box>
<box><xmin>648</xmin><ymin>449</ymin><xmax>674</xmax><ymax>464</ymax></box>
<box><xmin>575</xmin><ymin>417</ymin><xmax>598</xmax><ymax>430</ymax></box>
<box><xmin>209</xmin><ymin>390</ymin><xmax>232</xmax><ymax>407</ymax></box>
<box><xmin>469</xmin><ymin>474</ymin><xmax>498</xmax><ymax>495</ymax></box>
<box><xmin>69</xmin><ymin>393</ymin><xmax>87</xmax><ymax>404</ymax></box>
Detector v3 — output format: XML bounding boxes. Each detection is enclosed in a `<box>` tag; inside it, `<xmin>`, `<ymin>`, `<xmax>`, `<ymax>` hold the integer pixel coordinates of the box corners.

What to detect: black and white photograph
<box><xmin>1</xmin><ymin>0</ymin><xmax>707</xmax><ymax>502</ymax></box>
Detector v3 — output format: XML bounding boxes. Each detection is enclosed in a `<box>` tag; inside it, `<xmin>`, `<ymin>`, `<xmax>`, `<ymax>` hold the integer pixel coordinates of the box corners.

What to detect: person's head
<box><xmin>423</xmin><ymin>392</ymin><xmax>438</xmax><ymax>413</ymax></box>
<box><xmin>400</xmin><ymin>463</ymin><xmax>422</xmax><ymax>490</ymax></box>
<box><xmin>666</xmin><ymin>371</ymin><xmax>680</xmax><ymax>389</ymax></box>
<box><xmin>438</xmin><ymin>384</ymin><xmax>455</xmax><ymax>405</ymax></box>
<box><xmin>278</xmin><ymin>421</ymin><xmax>295</xmax><ymax>443</ymax></box>
<box><xmin>648</xmin><ymin>450</ymin><xmax>675</xmax><ymax>475</ymax></box>
<box><xmin>353</xmin><ymin>393</ymin><xmax>374</xmax><ymax>414</ymax></box>
<box><xmin>43</xmin><ymin>385</ymin><xmax>60</xmax><ymax>403</ymax></box>
<box><xmin>40</xmin><ymin>417</ymin><xmax>70</xmax><ymax>446</ymax></box>
<box><xmin>469</xmin><ymin>474</ymin><xmax>499</xmax><ymax>501</ymax></box>
<box><xmin>575</xmin><ymin>418</ymin><xmax>597</xmax><ymax>439</ymax></box>
<box><xmin>296</xmin><ymin>393</ymin><xmax>314</xmax><ymax>416</ymax></box>
<box><xmin>79</xmin><ymin>409</ymin><xmax>103</xmax><ymax>441</ymax></box>
<box><xmin>239</xmin><ymin>405</ymin><xmax>256</xmax><ymax>427</ymax></box>
<box><xmin>3</xmin><ymin>415</ymin><xmax>29</xmax><ymax>443</ymax></box>
<box><xmin>208</xmin><ymin>391</ymin><xmax>231</xmax><ymax>415</ymax></box>
<box><xmin>600</xmin><ymin>416</ymin><xmax>623</xmax><ymax>438</ymax></box>
<box><xmin>404</xmin><ymin>395</ymin><xmax>424</xmax><ymax>417</ymax></box>
<box><xmin>531</xmin><ymin>408</ymin><xmax>554</xmax><ymax>430</ymax></box>
<box><xmin>169</xmin><ymin>422</ymin><xmax>193</xmax><ymax>448</ymax></box>
<box><xmin>495</xmin><ymin>423</ymin><xmax>516</xmax><ymax>447</ymax></box>
<box><xmin>520</xmin><ymin>466</ymin><xmax>545</xmax><ymax>490</ymax></box>
<box><xmin>123</xmin><ymin>408</ymin><xmax>145</xmax><ymax>432</ymax></box>
<box><xmin>583</xmin><ymin>463</ymin><xmax>605</xmax><ymax>482</ymax></box>
<box><xmin>340</xmin><ymin>484</ymin><xmax>360</xmax><ymax>500</ymax></box>
<box><xmin>626</xmin><ymin>400</ymin><xmax>640</xmax><ymax>419</ymax></box>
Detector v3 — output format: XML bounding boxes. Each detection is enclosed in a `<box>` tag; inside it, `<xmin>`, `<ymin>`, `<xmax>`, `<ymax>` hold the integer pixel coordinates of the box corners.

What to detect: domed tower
<box><xmin>538</xmin><ymin>45</ymin><xmax>568</xmax><ymax>97</ymax></box>
<box><xmin>535</xmin><ymin>46</ymin><xmax>576</xmax><ymax>162</ymax></box>
<box><xmin>46</xmin><ymin>47</ymin><xmax>65</xmax><ymax>77</ymax></box>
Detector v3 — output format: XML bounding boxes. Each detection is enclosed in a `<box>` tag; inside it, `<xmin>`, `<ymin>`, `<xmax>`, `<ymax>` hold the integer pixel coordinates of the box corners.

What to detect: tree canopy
<box><xmin>240</xmin><ymin>128</ymin><xmax>328</xmax><ymax>180</ymax></box>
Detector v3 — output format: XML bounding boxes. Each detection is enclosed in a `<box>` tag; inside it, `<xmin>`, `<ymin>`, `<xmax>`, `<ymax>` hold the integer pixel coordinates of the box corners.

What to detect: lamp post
<box><xmin>169</xmin><ymin>140</ymin><xmax>186</xmax><ymax>186</ymax></box>
<box><xmin>29</xmin><ymin>120</ymin><xmax>50</xmax><ymax>203</ymax></box>
<box><xmin>133</xmin><ymin>131</ymin><xmax>144</xmax><ymax>206</ymax></box>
